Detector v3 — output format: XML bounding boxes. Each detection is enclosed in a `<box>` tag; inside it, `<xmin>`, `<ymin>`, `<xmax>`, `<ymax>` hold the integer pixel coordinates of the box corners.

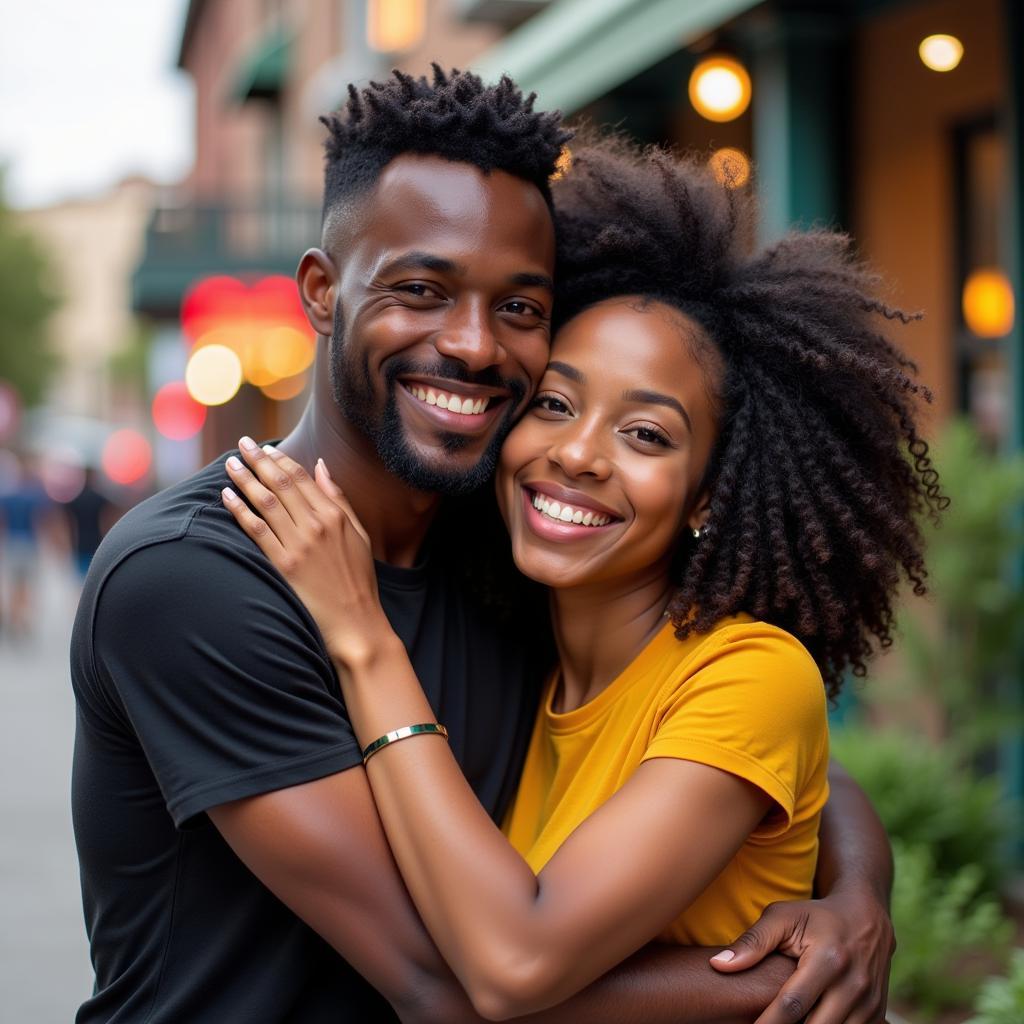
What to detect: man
<box><xmin>72</xmin><ymin>68</ymin><xmax>893</xmax><ymax>1023</ymax></box>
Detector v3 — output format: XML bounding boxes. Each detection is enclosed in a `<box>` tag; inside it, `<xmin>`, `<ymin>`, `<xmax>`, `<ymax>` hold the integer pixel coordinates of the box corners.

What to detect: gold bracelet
<box><xmin>362</xmin><ymin>723</ymin><xmax>449</xmax><ymax>764</ymax></box>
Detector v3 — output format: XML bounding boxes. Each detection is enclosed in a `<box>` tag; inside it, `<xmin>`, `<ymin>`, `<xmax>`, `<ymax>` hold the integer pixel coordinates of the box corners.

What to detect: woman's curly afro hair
<box><xmin>552</xmin><ymin>135</ymin><xmax>947</xmax><ymax>697</ymax></box>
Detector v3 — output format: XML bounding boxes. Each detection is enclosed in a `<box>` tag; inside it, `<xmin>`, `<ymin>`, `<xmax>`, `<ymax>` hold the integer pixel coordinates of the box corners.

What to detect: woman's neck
<box><xmin>548</xmin><ymin>566</ymin><xmax>675</xmax><ymax>712</ymax></box>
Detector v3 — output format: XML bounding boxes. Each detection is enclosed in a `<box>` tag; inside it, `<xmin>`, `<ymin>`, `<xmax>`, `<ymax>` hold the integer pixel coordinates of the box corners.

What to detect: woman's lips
<box><xmin>520</xmin><ymin>486</ymin><xmax>622</xmax><ymax>541</ymax></box>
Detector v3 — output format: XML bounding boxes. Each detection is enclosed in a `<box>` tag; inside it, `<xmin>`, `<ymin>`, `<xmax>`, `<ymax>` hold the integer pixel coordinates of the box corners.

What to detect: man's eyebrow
<box><xmin>622</xmin><ymin>389</ymin><xmax>693</xmax><ymax>433</ymax></box>
<box><xmin>508</xmin><ymin>272</ymin><xmax>554</xmax><ymax>292</ymax></box>
<box><xmin>547</xmin><ymin>361</ymin><xmax>585</xmax><ymax>383</ymax></box>
<box><xmin>378</xmin><ymin>251</ymin><xmax>464</xmax><ymax>276</ymax></box>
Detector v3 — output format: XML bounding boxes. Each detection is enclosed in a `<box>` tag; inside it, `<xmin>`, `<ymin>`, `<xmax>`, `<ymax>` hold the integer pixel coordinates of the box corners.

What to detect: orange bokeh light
<box><xmin>180</xmin><ymin>275</ymin><xmax>316</xmax><ymax>395</ymax></box>
<box><xmin>261</xmin><ymin>372</ymin><xmax>310</xmax><ymax>401</ymax></box>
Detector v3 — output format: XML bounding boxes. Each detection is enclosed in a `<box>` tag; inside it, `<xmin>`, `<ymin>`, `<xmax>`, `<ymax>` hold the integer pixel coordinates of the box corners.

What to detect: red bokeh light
<box><xmin>152</xmin><ymin>381</ymin><xmax>207</xmax><ymax>440</ymax></box>
<box><xmin>102</xmin><ymin>429</ymin><xmax>152</xmax><ymax>486</ymax></box>
<box><xmin>180</xmin><ymin>274</ymin><xmax>313</xmax><ymax>346</ymax></box>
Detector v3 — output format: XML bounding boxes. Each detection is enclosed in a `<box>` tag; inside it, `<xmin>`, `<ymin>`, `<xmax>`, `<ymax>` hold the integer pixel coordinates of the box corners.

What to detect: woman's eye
<box><xmin>532</xmin><ymin>395</ymin><xmax>570</xmax><ymax>415</ymax></box>
<box><xmin>629</xmin><ymin>426</ymin><xmax>671</xmax><ymax>447</ymax></box>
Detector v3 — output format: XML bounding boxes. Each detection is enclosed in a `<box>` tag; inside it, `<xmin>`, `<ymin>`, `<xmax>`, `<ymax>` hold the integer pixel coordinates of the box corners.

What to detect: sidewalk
<box><xmin>1</xmin><ymin>554</ymin><xmax>94</xmax><ymax>1023</ymax></box>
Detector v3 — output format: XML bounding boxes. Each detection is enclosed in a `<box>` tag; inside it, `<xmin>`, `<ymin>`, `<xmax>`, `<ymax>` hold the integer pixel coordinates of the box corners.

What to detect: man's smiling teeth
<box><xmin>404</xmin><ymin>384</ymin><xmax>489</xmax><ymax>416</ymax></box>
<box><xmin>531</xmin><ymin>491</ymin><xmax>612</xmax><ymax>527</ymax></box>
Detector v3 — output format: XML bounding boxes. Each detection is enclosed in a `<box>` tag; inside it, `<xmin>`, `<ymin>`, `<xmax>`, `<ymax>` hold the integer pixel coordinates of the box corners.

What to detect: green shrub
<box><xmin>830</xmin><ymin>726</ymin><xmax>1011</xmax><ymax>894</ymax></box>
<box><xmin>966</xmin><ymin>950</ymin><xmax>1024</xmax><ymax>1024</ymax></box>
<box><xmin>888</xmin><ymin>841</ymin><xmax>1012</xmax><ymax>1018</ymax></box>
<box><xmin>876</xmin><ymin>420</ymin><xmax>1024</xmax><ymax>763</ymax></box>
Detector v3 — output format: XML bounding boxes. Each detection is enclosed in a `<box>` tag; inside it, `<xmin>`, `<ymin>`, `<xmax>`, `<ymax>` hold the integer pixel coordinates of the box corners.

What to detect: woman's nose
<box><xmin>547</xmin><ymin>425</ymin><xmax>611</xmax><ymax>479</ymax></box>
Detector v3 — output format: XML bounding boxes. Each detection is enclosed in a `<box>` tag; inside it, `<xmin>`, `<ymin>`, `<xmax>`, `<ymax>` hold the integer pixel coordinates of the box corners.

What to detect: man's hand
<box><xmin>709</xmin><ymin>889</ymin><xmax>894</xmax><ymax>1024</ymax></box>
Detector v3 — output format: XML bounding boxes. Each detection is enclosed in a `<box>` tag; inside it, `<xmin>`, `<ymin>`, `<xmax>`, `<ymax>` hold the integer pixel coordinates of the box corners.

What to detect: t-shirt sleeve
<box><xmin>641</xmin><ymin>625</ymin><xmax>829</xmax><ymax>837</ymax></box>
<box><xmin>91</xmin><ymin>536</ymin><xmax>363</xmax><ymax>826</ymax></box>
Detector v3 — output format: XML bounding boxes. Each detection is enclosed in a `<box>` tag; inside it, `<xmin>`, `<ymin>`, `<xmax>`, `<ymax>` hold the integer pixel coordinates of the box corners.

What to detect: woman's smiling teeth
<box><xmin>403</xmin><ymin>383</ymin><xmax>490</xmax><ymax>416</ymax></box>
<box><xmin>531</xmin><ymin>491</ymin><xmax>613</xmax><ymax>527</ymax></box>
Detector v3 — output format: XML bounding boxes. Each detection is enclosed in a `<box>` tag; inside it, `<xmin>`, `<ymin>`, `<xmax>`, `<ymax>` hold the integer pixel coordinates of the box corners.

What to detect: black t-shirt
<box><xmin>70</xmin><ymin>454</ymin><xmax>544</xmax><ymax>1023</ymax></box>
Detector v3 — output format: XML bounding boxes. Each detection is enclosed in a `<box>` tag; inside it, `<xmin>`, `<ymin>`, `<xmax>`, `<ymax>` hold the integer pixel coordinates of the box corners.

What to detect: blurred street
<box><xmin>1</xmin><ymin>554</ymin><xmax>93</xmax><ymax>1023</ymax></box>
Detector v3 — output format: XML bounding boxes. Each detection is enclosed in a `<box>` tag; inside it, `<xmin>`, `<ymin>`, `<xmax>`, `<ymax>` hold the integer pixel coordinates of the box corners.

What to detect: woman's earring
<box><xmin>691</xmin><ymin>526</ymin><xmax>703</xmax><ymax>540</ymax></box>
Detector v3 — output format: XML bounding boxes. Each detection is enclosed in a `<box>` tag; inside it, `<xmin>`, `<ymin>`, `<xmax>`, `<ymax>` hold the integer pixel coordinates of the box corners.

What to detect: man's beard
<box><xmin>328</xmin><ymin>306</ymin><xmax>526</xmax><ymax>496</ymax></box>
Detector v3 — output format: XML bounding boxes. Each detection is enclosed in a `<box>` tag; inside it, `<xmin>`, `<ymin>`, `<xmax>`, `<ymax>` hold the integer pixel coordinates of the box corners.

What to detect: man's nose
<box><xmin>433</xmin><ymin>301</ymin><xmax>506</xmax><ymax>372</ymax></box>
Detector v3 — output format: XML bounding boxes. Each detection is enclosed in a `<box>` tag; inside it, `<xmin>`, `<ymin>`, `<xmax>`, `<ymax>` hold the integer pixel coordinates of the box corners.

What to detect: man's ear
<box><xmin>297</xmin><ymin>248</ymin><xmax>337</xmax><ymax>337</ymax></box>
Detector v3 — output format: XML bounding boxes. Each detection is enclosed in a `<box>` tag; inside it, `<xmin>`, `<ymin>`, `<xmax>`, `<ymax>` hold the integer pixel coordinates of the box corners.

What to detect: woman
<box><xmin>222</xmin><ymin>137</ymin><xmax>943</xmax><ymax>1019</ymax></box>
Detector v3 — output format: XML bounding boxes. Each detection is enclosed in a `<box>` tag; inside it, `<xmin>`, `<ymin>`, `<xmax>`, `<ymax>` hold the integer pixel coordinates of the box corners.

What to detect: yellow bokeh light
<box><xmin>264</xmin><ymin>326</ymin><xmax>316</xmax><ymax>380</ymax></box>
<box><xmin>709</xmin><ymin>147</ymin><xmax>751</xmax><ymax>188</ymax></box>
<box><xmin>919</xmin><ymin>34</ymin><xmax>963</xmax><ymax>72</ymax></box>
<box><xmin>261</xmin><ymin>373</ymin><xmax>310</xmax><ymax>402</ymax></box>
<box><xmin>689</xmin><ymin>56</ymin><xmax>752</xmax><ymax>123</ymax></box>
<box><xmin>186</xmin><ymin>344</ymin><xmax>244</xmax><ymax>406</ymax></box>
<box><xmin>962</xmin><ymin>268</ymin><xmax>1014</xmax><ymax>338</ymax></box>
<box><xmin>551</xmin><ymin>146</ymin><xmax>573</xmax><ymax>181</ymax></box>
<box><xmin>367</xmin><ymin>0</ymin><xmax>426</xmax><ymax>53</ymax></box>
<box><xmin>194</xmin><ymin>325</ymin><xmax>247</xmax><ymax>357</ymax></box>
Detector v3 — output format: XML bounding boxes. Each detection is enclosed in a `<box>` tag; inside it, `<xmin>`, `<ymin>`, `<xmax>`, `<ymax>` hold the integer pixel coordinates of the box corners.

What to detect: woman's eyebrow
<box><xmin>547</xmin><ymin>361</ymin><xmax>584</xmax><ymax>383</ymax></box>
<box><xmin>621</xmin><ymin>389</ymin><xmax>693</xmax><ymax>433</ymax></box>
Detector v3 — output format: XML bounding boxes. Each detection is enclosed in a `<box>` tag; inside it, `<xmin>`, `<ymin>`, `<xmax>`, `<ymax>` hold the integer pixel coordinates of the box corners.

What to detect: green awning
<box><xmin>232</xmin><ymin>30</ymin><xmax>290</xmax><ymax>103</ymax></box>
<box><xmin>471</xmin><ymin>0</ymin><xmax>760</xmax><ymax>115</ymax></box>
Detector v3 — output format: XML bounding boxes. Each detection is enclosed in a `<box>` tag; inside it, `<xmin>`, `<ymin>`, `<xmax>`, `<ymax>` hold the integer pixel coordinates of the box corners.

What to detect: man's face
<box><xmin>328</xmin><ymin>155</ymin><xmax>556</xmax><ymax>495</ymax></box>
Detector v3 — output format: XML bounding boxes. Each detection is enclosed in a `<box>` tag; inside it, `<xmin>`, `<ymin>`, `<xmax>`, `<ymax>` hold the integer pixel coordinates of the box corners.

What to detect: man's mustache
<box><xmin>384</xmin><ymin>357</ymin><xmax>525</xmax><ymax>403</ymax></box>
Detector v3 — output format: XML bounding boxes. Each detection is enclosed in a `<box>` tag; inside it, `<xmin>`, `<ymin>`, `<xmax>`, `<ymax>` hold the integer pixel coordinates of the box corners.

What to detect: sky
<box><xmin>0</xmin><ymin>0</ymin><xmax>194</xmax><ymax>209</ymax></box>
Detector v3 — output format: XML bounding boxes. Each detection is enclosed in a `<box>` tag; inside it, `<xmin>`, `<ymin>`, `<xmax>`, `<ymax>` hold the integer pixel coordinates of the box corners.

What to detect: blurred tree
<box><xmin>0</xmin><ymin>175</ymin><xmax>58</xmax><ymax>407</ymax></box>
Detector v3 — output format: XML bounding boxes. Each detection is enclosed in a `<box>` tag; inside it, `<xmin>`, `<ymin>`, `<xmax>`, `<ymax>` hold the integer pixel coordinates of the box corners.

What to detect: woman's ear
<box><xmin>687</xmin><ymin>490</ymin><xmax>712</xmax><ymax>534</ymax></box>
<box><xmin>296</xmin><ymin>248</ymin><xmax>337</xmax><ymax>337</ymax></box>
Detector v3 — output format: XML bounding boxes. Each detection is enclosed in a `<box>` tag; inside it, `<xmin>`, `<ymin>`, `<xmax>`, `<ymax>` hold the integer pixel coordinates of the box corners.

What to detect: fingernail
<box><xmin>227</xmin><ymin>456</ymin><xmax>243</xmax><ymax>472</ymax></box>
<box><xmin>222</xmin><ymin>487</ymin><xmax>237</xmax><ymax>500</ymax></box>
<box><xmin>239</xmin><ymin>436</ymin><xmax>258</xmax><ymax>451</ymax></box>
<box><xmin>262</xmin><ymin>444</ymin><xmax>278</xmax><ymax>456</ymax></box>
<box><xmin>711</xmin><ymin>950</ymin><xmax>735</xmax><ymax>964</ymax></box>
<box><xmin>318</xmin><ymin>458</ymin><xmax>332</xmax><ymax>479</ymax></box>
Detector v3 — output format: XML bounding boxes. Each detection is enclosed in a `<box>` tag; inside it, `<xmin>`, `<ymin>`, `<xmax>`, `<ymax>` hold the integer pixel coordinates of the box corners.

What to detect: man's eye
<box><xmin>502</xmin><ymin>300</ymin><xmax>542</xmax><ymax>317</ymax></box>
<box><xmin>398</xmin><ymin>283</ymin><xmax>436</xmax><ymax>298</ymax></box>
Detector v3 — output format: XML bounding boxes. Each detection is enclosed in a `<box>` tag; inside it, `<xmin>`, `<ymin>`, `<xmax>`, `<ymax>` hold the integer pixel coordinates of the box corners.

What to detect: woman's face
<box><xmin>497</xmin><ymin>296</ymin><xmax>721</xmax><ymax>590</ymax></box>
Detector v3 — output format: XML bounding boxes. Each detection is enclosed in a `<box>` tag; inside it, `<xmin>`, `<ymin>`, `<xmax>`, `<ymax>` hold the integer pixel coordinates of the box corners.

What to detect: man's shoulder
<box><xmin>89</xmin><ymin>454</ymin><xmax>253</xmax><ymax>581</ymax></box>
<box><xmin>74</xmin><ymin>454</ymin><xmax>279</xmax><ymax>649</ymax></box>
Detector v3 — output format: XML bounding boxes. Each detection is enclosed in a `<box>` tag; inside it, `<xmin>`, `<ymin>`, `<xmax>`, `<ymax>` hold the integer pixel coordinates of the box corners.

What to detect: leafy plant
<box><xmin>874</xmin><ymin>420</ymin><xmax>1024</xmax><ymax>763</ymax></box>
<box><xmin>888</xmin><ymin>840</ymin><xmax>1012</xmax><ymax>1018</ymax></box>
<box><xmin>966</xmin><ymin>950</ymin><xmax>1024</xmax><ymax>1024</ymax></box>
<box><xmin>830</xmin><ymin>726</ymin><xmax>1011</xmax><ymax>894</ymax></box>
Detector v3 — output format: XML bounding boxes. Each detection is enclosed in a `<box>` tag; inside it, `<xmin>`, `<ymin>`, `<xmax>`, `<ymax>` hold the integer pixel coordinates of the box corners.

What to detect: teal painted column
<box><xmin>1003</xmin><ymin>0</ymin><xmax>1024</xmax><ymax>849</ymax></box>
<box><xmin>749</xmin><ymin>12</ymin><xmax>846</xmax><ymax>243</ymax></box>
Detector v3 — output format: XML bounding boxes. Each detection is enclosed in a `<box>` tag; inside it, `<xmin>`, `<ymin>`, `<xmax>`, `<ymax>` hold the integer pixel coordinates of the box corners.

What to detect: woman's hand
<box><xmin>221</xmin><ymin>437</ymin><xmax>394</xmax><ymax>667</ymax></box>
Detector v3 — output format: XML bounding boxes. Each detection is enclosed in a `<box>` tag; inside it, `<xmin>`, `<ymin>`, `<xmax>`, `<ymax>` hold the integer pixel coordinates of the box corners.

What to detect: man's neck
<box><xmin>278</xmin><ymin>392</ymin><xmax>442</xmax><ymax>569</ymax></box>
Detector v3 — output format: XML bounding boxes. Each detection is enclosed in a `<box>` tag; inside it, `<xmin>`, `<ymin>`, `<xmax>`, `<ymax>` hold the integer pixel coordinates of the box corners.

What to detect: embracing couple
<box><xmin>71</xmin><ymin>67</ymin><xmax>942</xmax><ymax>1023</ymax></box>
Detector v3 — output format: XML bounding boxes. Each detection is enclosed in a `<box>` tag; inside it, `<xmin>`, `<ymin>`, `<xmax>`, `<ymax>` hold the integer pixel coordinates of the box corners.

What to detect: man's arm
<box><xmin>709</xmin><ymin>758</ymin><xmax>895</xmax><ymax>1024</ymax></box>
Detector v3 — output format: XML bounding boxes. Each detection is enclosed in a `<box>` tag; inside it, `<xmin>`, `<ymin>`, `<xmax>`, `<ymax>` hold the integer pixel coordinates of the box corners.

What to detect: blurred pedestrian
<box><xmin>0</xmin><ymin>452</ymin><xmax>50</xmax><ymax>640</ymax></box>
<box><xmin>63</xmin><ymin>468</ymin><xmax>117</xmax><ymax>580</ymax></box>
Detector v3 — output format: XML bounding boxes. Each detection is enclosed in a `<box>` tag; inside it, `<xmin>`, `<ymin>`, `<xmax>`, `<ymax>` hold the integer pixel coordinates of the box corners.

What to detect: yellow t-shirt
<box><xmin>503</xmin><ymin>614</ymin><xmax>830</xmax><ymax>946</ymax></box>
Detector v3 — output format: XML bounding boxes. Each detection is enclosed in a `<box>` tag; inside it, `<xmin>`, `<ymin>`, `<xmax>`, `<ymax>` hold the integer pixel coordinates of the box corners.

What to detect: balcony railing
<box><xmin>133</xmin><ymin>202</ymin><xmax>322</xmax><ymax>318</ymax></box>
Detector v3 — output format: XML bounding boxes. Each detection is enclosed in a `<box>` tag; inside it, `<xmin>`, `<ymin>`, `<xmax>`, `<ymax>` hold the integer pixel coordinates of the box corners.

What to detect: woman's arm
<box><xmin>344</xmin><ymin>639</ymin><xmax>772</xmax><ymax>1017</ymax></box>
<box><xmin>222</xmin><ymin>448</ymin><xmax>888</xmax><ymax>1024</ymax></box>
<box><xmin>221</xmin><ymin>449</ymin><xmax>777</xmax><ymax>1017</ymax></box>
